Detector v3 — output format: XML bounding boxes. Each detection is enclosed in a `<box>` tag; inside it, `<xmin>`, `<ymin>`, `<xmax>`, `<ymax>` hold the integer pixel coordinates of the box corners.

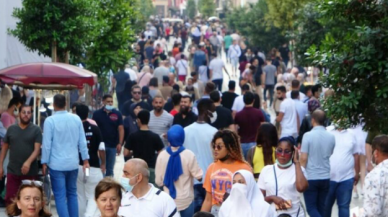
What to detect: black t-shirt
<box><xmin>279</xmin><ymin>47</ymin><xmax>290</xmax><ymax>60</ymax></box>
<box><xmin>173</xmin><ymin>111</ymin><xmax>198</xmax><ymax>128</ymax></box>
<box><xmin>254</xmin><ymin>66</ymin><xmax>263</xmax><ymax>85</ymax></box>
<box><xmin>138</xmin><ymin>41</ymin><xmax>146</xmax><ymax>53</ymax></box>
<box><xmin>125</xmin><ymin>130</ymin><xmax>164</xmax><ymax>168</ymax></box>
<box><xmin>164</xmin><ymin>99</ymin><xmax>173</xmax><ymax>112</ymax></box>
<box><xmin>211</xmin><ymin>106</ymin><xmax>233</xmax><ymax>130</ymax></box>
<box><xmin>221</xmin><ymin>92</ymin><xmax>238</xmax><ymax>111</ymax></box>
<box><xmin>79</xmin><ymin>121</ymin><xmax>102</xmax><ymax>168</ymax></box>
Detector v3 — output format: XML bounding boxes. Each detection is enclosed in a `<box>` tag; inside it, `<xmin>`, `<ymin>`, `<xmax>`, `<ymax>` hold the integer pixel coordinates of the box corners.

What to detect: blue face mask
<box><xmin>120</xmin><ymin>174</ymin><xmax>139</xmax><ymax>192</ymax></box>
<box><xmin>105</xmin><ymin>105</ymin><xmax>114</xmax><ymax>111</ymax></box>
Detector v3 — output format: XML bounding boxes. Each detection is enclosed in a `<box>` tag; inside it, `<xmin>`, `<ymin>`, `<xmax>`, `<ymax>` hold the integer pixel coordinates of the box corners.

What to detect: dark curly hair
<box><xmin>211</xmin><ymin>130</ymin><xmax>247</xmax><ymax>164</ymax></box>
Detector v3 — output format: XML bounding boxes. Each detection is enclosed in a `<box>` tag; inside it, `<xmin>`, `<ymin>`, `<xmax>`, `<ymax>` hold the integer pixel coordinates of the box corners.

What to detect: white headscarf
<box><xmin>219</xmin><ymin>170</ymin><xmax>277</xmax><ymax>217</ymax></box>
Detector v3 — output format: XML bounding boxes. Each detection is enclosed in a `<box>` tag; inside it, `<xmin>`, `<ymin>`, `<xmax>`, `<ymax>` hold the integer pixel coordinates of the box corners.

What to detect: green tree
<box><xmin>85</xmin><ymin>0</ymin><xmax>136</xmax><ymax>89</ymax></box>
<box><xmin>307</xmin><ymin>0</ymin><xmax>388</xmax><ymax>132</ymax></box>
<box><xmin>9</xmin><ymin>0</ymin><xmax>95</xmax><ymax>62</ymax></box>
<box><xmin>226</xmin><ymin>1</ymin><xmax>286</xmax><ymax>52</ymax></box>
<box><xmin>199</xmin><ymin>0</ymin><xmax>216</xmax><ymax>18</ymax></box>
<box><xmin>265</xmin><ymin>0</ymin><xmax>310</xmax><ymax>31</ymax></box>
<box><xmin>186</xmin><ymin>0</ymin><xmax>197</xmax><ymax>19</ymax></box>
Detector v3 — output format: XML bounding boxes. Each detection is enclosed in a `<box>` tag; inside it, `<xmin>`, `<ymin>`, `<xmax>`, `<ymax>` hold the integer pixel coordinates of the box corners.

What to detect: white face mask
<box><xmin>13</xmin><ymin>107</ymin><xmax>19</xmax><ymax>116</ymax></box>
<box><xmin>208</xmin><ymin>110</ymin><xmax>217</xmax><ymax>123</ymax></box>
<box><xmin>232</xmin><ymin>183</ymin><xmax>248</xmax><ymax>197</ymax></box>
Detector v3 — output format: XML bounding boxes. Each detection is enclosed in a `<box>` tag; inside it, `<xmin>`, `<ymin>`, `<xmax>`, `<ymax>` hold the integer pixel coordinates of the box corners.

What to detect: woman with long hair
<box><xmin>201</xmin><ymin>130</ymin><xmax>252</xmax><ymax>216</ymax></box>
<box><xmin>247</xmin><ymin>123</ymin><xmax>278</xmax><ymax>179</ymax></box>
<box><xmin>258</xmin><ymin>137</ymin><xmax>308</xmax><ymax>217</ymax></box>
<box><xmin>7</xmin><ymin>180</ymin><xmax>52</xmax><ymax>217</ymax></box>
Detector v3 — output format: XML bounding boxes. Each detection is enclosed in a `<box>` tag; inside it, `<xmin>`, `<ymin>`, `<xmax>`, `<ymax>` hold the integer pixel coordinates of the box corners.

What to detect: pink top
<box><xmin>0</xmin><ymin>112</ymin><xmax>16</xmax><ymax>129</ymax></box>
<box><xmin>137</xmin><ymin>72</ymin><xmax>152</xmax><ymax>88</ymax></box>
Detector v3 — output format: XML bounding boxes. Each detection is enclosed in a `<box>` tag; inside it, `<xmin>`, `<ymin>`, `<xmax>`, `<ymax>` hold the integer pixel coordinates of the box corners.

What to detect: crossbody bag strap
<box><xmin>273</xmin><ymin>165</ymin><xmax>278</xmax><ymax>196</ymax></box>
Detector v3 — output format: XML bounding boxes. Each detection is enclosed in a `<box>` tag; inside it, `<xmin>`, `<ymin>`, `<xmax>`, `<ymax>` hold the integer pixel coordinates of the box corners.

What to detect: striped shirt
<box><xmin>149</xmin><ymin>110</ymin><xmax>173</xmax><ymax>146</ymax></box>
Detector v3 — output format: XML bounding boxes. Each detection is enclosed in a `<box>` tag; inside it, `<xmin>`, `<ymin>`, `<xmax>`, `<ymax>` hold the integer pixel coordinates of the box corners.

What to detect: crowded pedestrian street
<box><xmin>1</xmin><ymin>0</ymin><xmax>387</xmax><ymax>216</ymax></box>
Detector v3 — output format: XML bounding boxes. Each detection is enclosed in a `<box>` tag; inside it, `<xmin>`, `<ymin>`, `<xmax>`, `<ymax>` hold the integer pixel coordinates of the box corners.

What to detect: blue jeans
<box><xmin>212</xmin><ymin>79</ymin><xmax>223</xmax><ymax>91</ymax></box>
<box><xmin>241</xmin><ymin>142</ymin><xmax>256</xmax><ymax>160</ymax></box>
<box><xmin>193</xmin><ymin>184</ymin><xmax>206</xmax><ymax>213</ymax></box>
<box><xmin>324</xmin><ymin>178</ymin><xmax>354</xmax><ymax>217</ymax></box>
<box><xmin>49</xmin><ymin>168</ymin><xmax>79</xmax><ymax>217</ymax></box>
<box><xmin>105</xmin><ymin>147</ymin><xmax>117</xmax><ymax>177</ymax></box>
<box><xmin>304</xmin><ymin>179</ymin><xmax>330</xmax><ymax>217</ymax></box>
<box><xmin>180</xmin><ymin>201</ymin><xmax>194</xmax><ymax>217</ymax></box>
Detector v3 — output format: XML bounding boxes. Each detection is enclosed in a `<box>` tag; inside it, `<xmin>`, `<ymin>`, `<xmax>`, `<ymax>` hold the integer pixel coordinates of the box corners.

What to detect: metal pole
<box><xmin>33</xmin><ymin>90</ymin><xmax>36</xmax><ymax>124</ymax></box>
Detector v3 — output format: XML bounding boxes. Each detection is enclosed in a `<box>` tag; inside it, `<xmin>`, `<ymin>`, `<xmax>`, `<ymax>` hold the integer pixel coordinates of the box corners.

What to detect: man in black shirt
<box><xmin>76</xmin><ymin>104</ymin><xmax>106</xmax><ymax>217</ymax></box>
<box><xmin>209</xmin><ymin>91</ymin><xmax>234</xmax><ymax>130</ymax></box>
<box><xmin>173</xmin><ymin>93</ymin><xmax>198</xmax><ymax>128</ymax></box>
<box><xmin>221</xmin><ymin>81</ymin><xmax>238</xmax><ymax>111</ymax></box>
<box><xmin>124</xmin><ymin>110</ymin><xmax>164</xmax><ymax>184</ymax></box>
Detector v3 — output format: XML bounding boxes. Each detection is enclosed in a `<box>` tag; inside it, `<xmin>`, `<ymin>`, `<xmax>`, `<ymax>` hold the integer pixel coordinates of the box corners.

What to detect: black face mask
<box><xmin>278</xmin><ymin>97</ymin><xmax>284</xmax><ymax>101</ymax></box>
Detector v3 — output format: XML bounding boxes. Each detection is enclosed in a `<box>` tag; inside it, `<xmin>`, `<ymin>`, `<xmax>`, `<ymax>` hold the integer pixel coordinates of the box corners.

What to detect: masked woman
<box><xmin>257</xmin><ymin>137</ymin><xmax>309</xmax><ymax>217</ymax></box>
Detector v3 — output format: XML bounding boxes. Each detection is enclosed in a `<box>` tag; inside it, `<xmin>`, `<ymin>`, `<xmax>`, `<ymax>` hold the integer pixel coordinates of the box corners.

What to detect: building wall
<box><xmin>153</xmin><ymin>0</ymin><xmax>169</xmax><ymax>17</ymax></box>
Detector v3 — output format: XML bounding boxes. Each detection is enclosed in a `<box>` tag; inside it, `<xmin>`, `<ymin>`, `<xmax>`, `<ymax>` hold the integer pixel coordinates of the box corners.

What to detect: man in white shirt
<box><xmin>290</xmin><ymin>90</ymin><xmax>308</xmax><ymax>128</ymax></box>
<box><xmin>118</xmin><ymin>158</ymin><xmax>180</xmax><ymax>217</ymax></box>
<box><xmin>144</xmin><ymin>27</ymin><xmax>153</xmax><ymax>40</ymax></box>
<box><xmin>286</xmin><ymin>80</ymin><xmax>307</xmax><ymax>102</ymax></box>
<box><xmin>276</xmin><ymin>86</ymin><xmax>299</xmax><ymax>138</ymax></box>
<box><xmin>209</xmin><ymin>53</ymin><xmax>229</xmax><ymax>91</ymax></box>
<box><xmin>360</xmin><ymin>135</ymin><xmax>388</xmax><ymax>217</ymax></box>
<box><xmin>325</xmin><ymin>126</ymin><xmax>360</xmax><ymax>217</ymax></box>
<box><xmin>175</xmin><ymin>54</ymin><xmax>189</xmax><ymax>85</ymax></box>
<box><xmin>231</xmin><ymin>84</ymin><xmax>250</xmax><ymax>118</ymax></box>
<box><xmin>227</xmin><ymin>40</ymin><xmax>241</xmax><ymax>77</ymax></box>
<box><xmin>124</xmin><ymin>64</ymin><xmax>138</xmax><ymax>82</ymax></box>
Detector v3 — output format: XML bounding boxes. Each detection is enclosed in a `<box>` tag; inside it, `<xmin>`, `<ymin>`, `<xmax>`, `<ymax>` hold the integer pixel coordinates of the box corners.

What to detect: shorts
<box><xmin>179</xmin><ymin>75</ymin><xmax>186</xmax><ymax>82</ymax></box>
<box><xmin>231</xmin><ymin>57</ymin><xmax>239</xmax><ymax>68</ymax></box>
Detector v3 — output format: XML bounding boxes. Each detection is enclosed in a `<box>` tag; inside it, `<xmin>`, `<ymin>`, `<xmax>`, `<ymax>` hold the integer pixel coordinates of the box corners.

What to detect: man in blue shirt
<box><xmin>42</xmin><ymin>94</ymin><xmax>90</xmax><ymax>217</ymax></box>
<box><xmin>93</xmin><ymin>94</ymin><xmax>124</xmax><ymax>177</ymax></box>
<box><xmin>193</xmin><ymin>43</ymin><xmax>207</xmax><ymax>72</ymax></box>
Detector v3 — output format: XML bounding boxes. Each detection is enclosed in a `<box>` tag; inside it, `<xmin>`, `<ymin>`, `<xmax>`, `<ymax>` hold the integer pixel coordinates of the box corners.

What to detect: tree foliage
<box><xmin>226</xmin><ymin>0</ymin><xmax>286</xmax><ymax>52</ymax></box>
<box><xmin>85</xmin><ymin>0</ymin><xmax>136</xmax><ymax>86</ymax></box>
<box><xmin>186</xmin><ymin>0</ymin><xmax>197</xmax><ymax>19</ymax></box>
<box><xmin>199</xmin><ymin>0</ymin><xmax>216</xmax><ymax>18</ymax></box>
<box><xmin>265</xmin><ymin>0</ymin><xmax>310</xmax><ymax>31</ymax></box>
<box><xmin>307</xmin><ymin>0</ymin><xmax>388</xmax><ymax>132</ymax></box>
<box><xmin>9</xmin><ymin>0</ymin><xmax>94</xmax><ymax>61</ymax></box>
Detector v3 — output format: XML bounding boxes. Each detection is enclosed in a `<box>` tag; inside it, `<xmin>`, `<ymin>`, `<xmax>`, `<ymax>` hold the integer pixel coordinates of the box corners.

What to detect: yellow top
<box><xmin>253</xmin><ymin>146</ymin><xmax>276</xmax><ymax>174</ymax></box>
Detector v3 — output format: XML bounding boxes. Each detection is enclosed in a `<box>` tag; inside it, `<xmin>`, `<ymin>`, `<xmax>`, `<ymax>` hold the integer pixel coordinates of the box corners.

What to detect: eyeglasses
<box><xmin>275</xmin><ymin>148</ymin><xmax>292</xmax><ymax>156</ymax></box>
<box><xmin>21</xmin><ymin>111</ymin><xmax>32</xmax><ymax>115</ymax></box>
<box><xmin>132</xmin><ymin>91</ymin><xmax>141</xmax><ymax>95</ymax></box>
<box><xmin>212</xmin><ymin>144</ymin><xmax>225</xmax><ymax>151</ymax></box>
<box><xmin>22</xmin><ymin>180</ymin><xmax>43</xmax><ymax>187</ymax></box>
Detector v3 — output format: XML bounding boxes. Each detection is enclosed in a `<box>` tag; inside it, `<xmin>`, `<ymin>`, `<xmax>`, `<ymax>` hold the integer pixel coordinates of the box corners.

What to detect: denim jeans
<box><xmin>264</xmin><ymin>84</ymin><xmax>274</xmax><ymax>106</ymax></box>
<box><xmin>241</xmin><ymin>142</ymin><xmax>256</xmax><ymax>160</ymax></box>
<box><xmin>304</xmin><ymin>179</ymin><xmax>330</xmax><ymax>217</ymax></box>
<box><xmin>324</xmin><ymin>178</ymin><xmax>354</xmax><ymax>217</ymax></box>
<box><xmin>50</xmin><ymin>168</ymin><xmax>79</xmax><ymax>217</ymax></box>
<box><xmin>180</xmin><ymin>201</ymin><xmax>194</xmax><ymax>217</ymax></box>
<box><xmin>193</xmin><ymin>184</ymin><xmax>206</xmax><ymax>213</ymax></box>
<box><xmin>212</xmin><ymin>79</ymin><xmax>223</xmax><ymax>91</ymax></box>
<box><xmin>105</xmin><ymin>147</ymin><xmax>117</xmax><ymax>177</ymax></box>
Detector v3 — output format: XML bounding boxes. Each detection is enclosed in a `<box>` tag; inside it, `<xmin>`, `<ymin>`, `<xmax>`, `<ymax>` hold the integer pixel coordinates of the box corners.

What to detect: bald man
<box><xmin>118</xmin><ymin>158</ymin><xmax>180</xmax><ymax>217</ymax></box>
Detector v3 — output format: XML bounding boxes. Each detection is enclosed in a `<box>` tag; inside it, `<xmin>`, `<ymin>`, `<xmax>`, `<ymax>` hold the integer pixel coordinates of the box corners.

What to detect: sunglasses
<box><xmin>22</xmin><ymin>180</ymin><xmax>43</xmax><ymax>187</ymax></box>
<box><xmin>275</xmin><ymin>148</ymin><xmax>292</xmax><ymax>156</ymax></box>
<box><xmin>132</xmin><ymin>91</ymin><xmax>141</xmax><ymax>95</ymax></box>
<box><xmin>212</xmin><ymin>144</ymin><xmax>225</xmax><ymax>151</ymax></box>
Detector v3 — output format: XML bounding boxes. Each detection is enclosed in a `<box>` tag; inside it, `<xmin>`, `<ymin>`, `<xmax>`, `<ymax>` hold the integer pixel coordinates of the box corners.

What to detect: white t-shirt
<box><xmin>175</xmin><ymin>37</ymin><xmax>182</xmax><ymax>45</ymax></box>
<box><xmin>176</xmin><ymin>59</ymin><xmax>188</xmax><ymax>76</ymax></box>
<box><xmin>125</xmin><ymin>68</ymin><xmax>138</xmax><ymax>81</ymax></box>
<box><xmin>198</xmin><ymin>65</ymin><xmax>208</xmax><ymax>83</ymax></box>
<box><xmin>231</xmin><ymin>95</ymin><xmax>244</xmax><ymax>112</ymax></box>
<box><xmin>348</xmin><ymin>124</ymin><xmax>367</xmax><ymax>155</ymax></box>
<box><xmin>169</xmin><ymin>57</ymin><xmax>176</xmax><ymax>66</ymax></box>
<box><xmin>118</xmin><ymin>184</ymin><xmax>180</xmax><ymax>217</ymax></box>
<box><xmin>279</xmin><ymin>98</ymin><xmax>298</xmax><ymax>138</ymax></box>
<box><xmin>327</xmin><ymin>127</ymin><xmax>359</xmax><ymax>182</ymax></box>
<box><xmin>286</xmin><ymin>91</ymin><xmax>308</xmax><ymax>102</ymax></box>
<box><xmin>209</xmin><ymin>58</ymin><xmax>225</xmax><ymax>80</ymax></box>
<box><xmin>258</xmin><ymin>164</ymin><xmax>306</xmax><ymax>217</ymax></box>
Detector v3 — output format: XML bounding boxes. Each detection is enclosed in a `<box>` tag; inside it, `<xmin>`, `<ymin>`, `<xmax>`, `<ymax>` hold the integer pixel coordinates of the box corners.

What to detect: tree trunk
<box><xmin>51</xmin><ymin>41</ymin><xmax>57</xmax><ymax>62</ymax></box>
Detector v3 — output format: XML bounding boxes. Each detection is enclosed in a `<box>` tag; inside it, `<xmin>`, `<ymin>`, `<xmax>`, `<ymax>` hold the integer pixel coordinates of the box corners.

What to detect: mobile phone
<box><xmin>85</xmin><ymin>168</ymin><xmax>90</xmax><ymax>177</ymax></box>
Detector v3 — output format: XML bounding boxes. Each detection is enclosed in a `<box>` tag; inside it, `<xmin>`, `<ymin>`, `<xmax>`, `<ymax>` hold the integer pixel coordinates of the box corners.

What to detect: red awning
<box><xmin>0</xmin><ymin>62</ymin><xmax>98</xmax><ymax>89</ymax></box>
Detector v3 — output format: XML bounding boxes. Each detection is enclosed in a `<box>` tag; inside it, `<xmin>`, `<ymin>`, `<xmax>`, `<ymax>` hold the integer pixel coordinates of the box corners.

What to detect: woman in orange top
<box><xmin>201</xmin><ymin>130</ymin><xmax>252</xmax><ymax>215</ymax></box>
<box><xmin>172</xmin><ymin>43</ymin><xmax>180</xmax><ymax>58</ymax></box>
